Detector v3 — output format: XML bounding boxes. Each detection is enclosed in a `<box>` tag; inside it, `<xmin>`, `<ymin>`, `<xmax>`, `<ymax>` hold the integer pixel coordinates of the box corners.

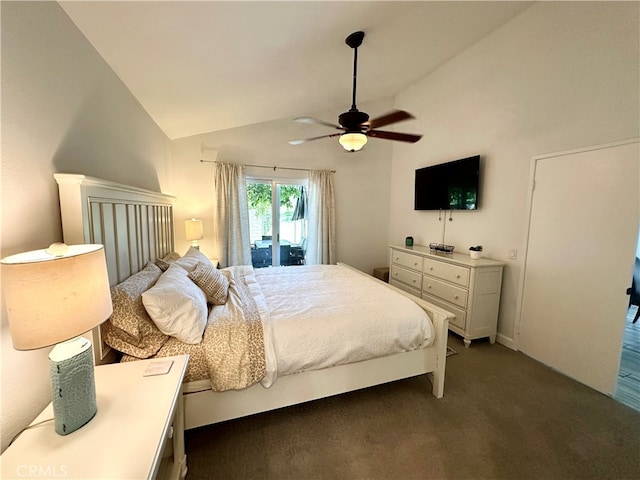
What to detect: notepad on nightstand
<box><xmin>143</xmin><ymin>360</ymin><xmax>174</xmax><ymax>377</ymax></box>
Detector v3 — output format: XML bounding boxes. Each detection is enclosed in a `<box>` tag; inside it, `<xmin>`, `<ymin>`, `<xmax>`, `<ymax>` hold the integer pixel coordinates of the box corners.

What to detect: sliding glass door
<box><xmin>247</xmin><ymin>179</ymin><xmax>307</xmax><ymax>268</ymax></box>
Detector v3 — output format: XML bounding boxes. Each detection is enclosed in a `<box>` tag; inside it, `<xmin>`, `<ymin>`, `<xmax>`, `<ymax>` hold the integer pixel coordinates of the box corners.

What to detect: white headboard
<box><xmin>55</xmin><ymin>174</ymin><xmax>176</xmax><ymax>363</ymax></box>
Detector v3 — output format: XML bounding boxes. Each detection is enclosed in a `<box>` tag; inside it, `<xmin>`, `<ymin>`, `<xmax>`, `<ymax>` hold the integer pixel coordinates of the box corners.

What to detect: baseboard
<box><xmin>497</xmin><ymin>333</ymin><xmax>517</xmax><ymax>351</ymax></box>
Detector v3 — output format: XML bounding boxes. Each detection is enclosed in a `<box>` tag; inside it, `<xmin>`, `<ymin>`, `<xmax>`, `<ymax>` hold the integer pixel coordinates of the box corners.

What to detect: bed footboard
<box><xmin>338</xmin><ymin>263</ymin><xmax>452</xmax><ymax>398</ymax></box>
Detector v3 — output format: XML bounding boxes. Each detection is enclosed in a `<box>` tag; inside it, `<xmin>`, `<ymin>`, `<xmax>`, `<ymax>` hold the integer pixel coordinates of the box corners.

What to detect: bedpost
<box><xmin>427</xmin><ymin>310</ymin><xmax>449</xmax><ymax>398</ymax></box>
<box><xmin>377</xmin><ymin>276</ymin><xmax>452</xmax><ymax>398</ymax></box>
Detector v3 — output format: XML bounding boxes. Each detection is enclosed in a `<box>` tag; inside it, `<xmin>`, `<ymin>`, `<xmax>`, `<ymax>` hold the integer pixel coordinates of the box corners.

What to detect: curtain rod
<box><xmin>200</xmin><ymin>159</ymin><xmax>335</xmax><ymax>174</ymax></box>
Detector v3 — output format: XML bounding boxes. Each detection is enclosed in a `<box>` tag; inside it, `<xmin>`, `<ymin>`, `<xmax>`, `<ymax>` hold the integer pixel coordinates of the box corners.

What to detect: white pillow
<box><xmin>141</xmin><ymin>263</ymin><xmax>208</xmax><ymax>344</ymax></box>
<box><xmin>174</xmin><ymin>246</ymin><xmax>212</xmax><ymax>273</ymax></box>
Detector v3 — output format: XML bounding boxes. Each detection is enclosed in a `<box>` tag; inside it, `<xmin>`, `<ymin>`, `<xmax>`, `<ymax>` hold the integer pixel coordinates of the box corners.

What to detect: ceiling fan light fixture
<box><xmin>339</xmin><ymin>132</ymin><xmax>367</xmax><ymax>152</ymax></box>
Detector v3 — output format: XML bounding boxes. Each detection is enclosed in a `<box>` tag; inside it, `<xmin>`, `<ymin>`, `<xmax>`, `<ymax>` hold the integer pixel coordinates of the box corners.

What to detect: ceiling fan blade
<box><xmin>293</xmin><ymin>117</ymin><xmax>343</xmax><ymax>130</ymax></box>
<box><xmin>288</xmin><ymin>133</ymin><xmax>342</xmax><ymax>146</ymax></box>
<box><xmin>367</xmin><ymin>110</ymin><xmax>415</xmax><ymax>130</ymax></box>
<box><xmin>367</xmin><ymin>129</ymin><xmax>422</xmax><ymax>143</ymax></box>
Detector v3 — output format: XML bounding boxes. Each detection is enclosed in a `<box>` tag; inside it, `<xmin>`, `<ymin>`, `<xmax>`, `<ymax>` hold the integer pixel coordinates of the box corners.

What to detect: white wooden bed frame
<box><xmin>55</xmin><ymin>174</ymin><xmax>452</xmax><ymax>430</ymax></box>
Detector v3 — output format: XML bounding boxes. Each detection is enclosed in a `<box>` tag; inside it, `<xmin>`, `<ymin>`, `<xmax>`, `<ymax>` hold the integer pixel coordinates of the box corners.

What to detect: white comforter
<box><xmin>252</xmin><ymin>264</ymin><xmax>435</xmax><ymax>387</ymax></box>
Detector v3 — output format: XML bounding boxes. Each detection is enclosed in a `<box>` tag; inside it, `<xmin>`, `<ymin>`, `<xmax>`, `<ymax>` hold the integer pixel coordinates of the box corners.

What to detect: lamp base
<box><xmin>48</xmin><ymin>337</ymin><xmax>97</xmax><ymax>435</ymax></box>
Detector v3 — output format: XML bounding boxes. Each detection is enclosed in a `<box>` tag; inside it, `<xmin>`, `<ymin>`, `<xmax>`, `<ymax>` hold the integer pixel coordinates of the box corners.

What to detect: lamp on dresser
<box><xmin>1</xmin><ymin>243</ymin><xmax>112</xmax><ymax>435</ymax></box>
<box><xmin>185</xmin><ymin>218</ymin><xmax>204</xmax><ymax>249</ymax></box>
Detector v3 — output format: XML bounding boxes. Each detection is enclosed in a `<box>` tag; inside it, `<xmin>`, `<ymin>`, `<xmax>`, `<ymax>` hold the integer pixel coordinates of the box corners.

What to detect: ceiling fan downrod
<box><xmin>345</xmin><ymin>31</ymin><xmax>365</xmax><ymax>111</ymax></box>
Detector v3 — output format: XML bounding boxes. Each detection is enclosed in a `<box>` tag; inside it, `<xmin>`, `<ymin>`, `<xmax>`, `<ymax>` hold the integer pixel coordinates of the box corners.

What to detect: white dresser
<box><xmin>389</xmin><ymin>245</ymin><xmax>504</xmax><ymax>347</ymax></box>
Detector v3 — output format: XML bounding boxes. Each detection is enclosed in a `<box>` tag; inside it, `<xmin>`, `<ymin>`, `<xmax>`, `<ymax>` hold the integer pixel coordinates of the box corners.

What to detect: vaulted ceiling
<box><xmin>59</xmin><ymin>1</ymin><xmax>532</xmax><ymax>140</ymax></box>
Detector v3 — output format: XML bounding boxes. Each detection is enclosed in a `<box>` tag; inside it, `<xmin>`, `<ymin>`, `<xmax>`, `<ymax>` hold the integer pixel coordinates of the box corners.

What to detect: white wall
<box><xmin>389</xmin><ymin>2</ymin><xmax>639</xmax><ymax>346</ymax></box>
<box><xmin>0</xmin><ymin>2</ymin><xmax>171</xmax><ymax>452</ymax></box>
<box><xmin>170</xmin><ymin>97</ymin><xmax>395</xmax><ymax>274</ymax></box>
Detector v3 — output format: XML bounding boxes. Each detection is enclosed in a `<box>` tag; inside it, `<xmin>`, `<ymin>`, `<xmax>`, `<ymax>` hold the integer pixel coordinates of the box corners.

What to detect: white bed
<box><xmin>55</xmin><ymin>174</ymin><xmax>453</xmax><ymax>430</ymax></box>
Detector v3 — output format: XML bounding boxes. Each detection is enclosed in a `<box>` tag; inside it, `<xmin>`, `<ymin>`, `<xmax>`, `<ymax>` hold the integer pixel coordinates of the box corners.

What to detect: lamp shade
<box><xmin>185</xmin><ymin>218</ymin><xmax>204</xmax><ymax>241</ymax></box>
<box><xmin>339</xmin><ymin>132</ymin><xmax>368</xmax><ymax>152</ymax></box>
<box><xmin>1</xmin><ymin>244</ymin><xmax>112</xmax><ymax>350</ymax></box>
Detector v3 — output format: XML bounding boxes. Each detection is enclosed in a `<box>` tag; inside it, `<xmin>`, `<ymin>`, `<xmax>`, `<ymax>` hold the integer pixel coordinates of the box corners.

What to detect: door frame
<box><xmin>514</xmin><ymin>137</ymin><xmax>640</xmax><ymax>351</ymax></box>
<box><xmin>246</xmin><ymin>176</ymin><xmax>307</xmax><ymax>267</ymax></box>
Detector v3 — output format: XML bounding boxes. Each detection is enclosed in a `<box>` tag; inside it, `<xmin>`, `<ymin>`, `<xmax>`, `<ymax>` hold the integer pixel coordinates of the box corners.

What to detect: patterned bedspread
<box><xmin>122</xmin><ymin>266</ymin><xmax>267</xmax><ymax>391</ymax></box>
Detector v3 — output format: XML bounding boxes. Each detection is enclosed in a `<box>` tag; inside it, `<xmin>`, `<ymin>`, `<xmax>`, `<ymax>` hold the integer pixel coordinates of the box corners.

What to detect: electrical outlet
<box><xmin>508</xmin><ymin>249</ymin><xmax>518</xmax><ymax>260</ymax></box>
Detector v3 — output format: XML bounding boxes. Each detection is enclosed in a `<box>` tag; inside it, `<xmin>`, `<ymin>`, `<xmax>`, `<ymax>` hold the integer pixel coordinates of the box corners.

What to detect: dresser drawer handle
<box><xmin>456</xmin><ymin>274</ymin><xmax>460</xmax><ymax>278</ymax></box>
<box><xmin>429</xmin><ymin>267</ymin><xmax>434</xmax><ymax>271</ymax></box>
<box><xmin>427</xmin><ymin>285</ymin><xmax>432</xmax><ymax>289</ymax></box>
<box><xmin>413</xmin><ymin>279</ymin><xmax>417</xmax><ymax>283</ymax></box>
<box><xmin>454</xmin><ymin>295</ymin><xmax>459</xmax><ymax>299</ymax></box>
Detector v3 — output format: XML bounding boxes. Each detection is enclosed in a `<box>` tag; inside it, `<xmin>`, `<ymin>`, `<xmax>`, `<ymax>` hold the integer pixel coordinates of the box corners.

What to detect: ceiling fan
<box><xmin>288</xmin><ymin>31</ymin><xmax>422</xmax><ymax>152</ymax></box>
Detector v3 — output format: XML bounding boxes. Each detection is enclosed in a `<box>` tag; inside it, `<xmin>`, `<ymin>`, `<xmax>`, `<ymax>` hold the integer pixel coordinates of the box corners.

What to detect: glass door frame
<box><xmin>247</xmin><ymin>176</ymin><xmax>307</xmax><ymax>268</ymax></box>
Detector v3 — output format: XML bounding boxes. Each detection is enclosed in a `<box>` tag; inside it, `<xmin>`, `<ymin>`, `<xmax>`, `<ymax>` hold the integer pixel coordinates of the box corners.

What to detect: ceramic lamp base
<box><xmin>48</xmin><ymin>337</ymin><xmax>97</xmax><ymax>435</ymax></box>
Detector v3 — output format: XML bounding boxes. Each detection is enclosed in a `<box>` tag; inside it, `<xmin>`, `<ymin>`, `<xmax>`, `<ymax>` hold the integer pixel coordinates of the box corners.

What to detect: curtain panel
<box><xmin>212</xmin><ymin>162</ymin><xmax>252</xmax><ymax>267</ymax></box>
<box><xmin>306</xmin><ymin>170</ymin><xmax>336</xmax><ymax>265</ymax></box>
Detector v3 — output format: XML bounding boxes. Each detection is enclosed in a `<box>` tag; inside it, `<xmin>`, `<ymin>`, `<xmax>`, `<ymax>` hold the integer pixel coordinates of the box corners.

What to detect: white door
<box><xmin>518</xmin><ymin>140</ymin><xmax>639</xmax><ymax>395</ymax></box>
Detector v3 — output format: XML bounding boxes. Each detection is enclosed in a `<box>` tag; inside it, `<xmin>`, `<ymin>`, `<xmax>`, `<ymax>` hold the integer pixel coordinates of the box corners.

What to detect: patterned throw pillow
<box><xmin>102</xmin><ymin>262</ymin><xmax>169</xmax><ymax>358</ymax></box>
<box><xmin>188</xmin><ymin>261</ymin><xmax>230</xmax><ymax>305</ymax></box>
<box><xmin>156</xmin><ymin>251</ymin><xmax>181</xmax><ymax>271</ymax></box>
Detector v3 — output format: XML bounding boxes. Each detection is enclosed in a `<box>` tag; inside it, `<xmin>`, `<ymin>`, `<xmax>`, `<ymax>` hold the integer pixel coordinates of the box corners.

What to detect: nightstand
<box><xmin>1</xmin><ymin>354</ymin><xmax>189</xmax><ymax>480</ymax></box>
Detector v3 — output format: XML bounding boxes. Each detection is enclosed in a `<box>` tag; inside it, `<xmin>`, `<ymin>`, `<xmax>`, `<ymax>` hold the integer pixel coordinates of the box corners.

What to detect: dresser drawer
<box><xmin>390</xmin><ymin>279</ymin><xmax>421</xmax><ymax>298</ymax></box>
<box><xmin>391</xmin><ymin>250</ymin><xmax>423</xmax><ymax>271</ymax></box>
<box><xmin>423</xmin><ymin>275</ymin><xmax>468</xmax><ymax>308</ymax></box>
<box><xmin>422</xmin><ymin>292</ymin><xmax>467</xmax><ymax>330</ymax></box>
<box><xmin>423</xmin><ymin>258</ymin><xmax>469</xmax><ymax>287</ymax></box>
<box><xmin>390</xmin><ymin>265</ymin><xmax>422</xmax><ymax>291</ymax></box>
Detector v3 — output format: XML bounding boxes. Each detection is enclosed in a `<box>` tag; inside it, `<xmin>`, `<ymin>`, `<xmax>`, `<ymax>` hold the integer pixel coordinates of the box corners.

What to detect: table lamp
<box><xmin>1</xmin><ymin>243</ymin><xmax>113</xmax><ymax>435</ymax></box>
<box><xmin>185</xmin><ymin>218</ymin><xmax>204</xmax><ymax>249</ymax></box>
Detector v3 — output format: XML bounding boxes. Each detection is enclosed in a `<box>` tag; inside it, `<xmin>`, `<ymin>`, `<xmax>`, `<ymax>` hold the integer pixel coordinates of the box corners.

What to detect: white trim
<box><xmin>496</xmin><ymin>333</ymin><xmax>517</xmax><ymax>351</ymax></box>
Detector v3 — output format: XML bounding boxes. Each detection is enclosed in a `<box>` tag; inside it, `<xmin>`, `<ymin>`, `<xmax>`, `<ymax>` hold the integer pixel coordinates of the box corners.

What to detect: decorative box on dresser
<box><xmin>389</xmin><ymin>245</ymin><xmax>504</xmax><ymax>347</ymax></box>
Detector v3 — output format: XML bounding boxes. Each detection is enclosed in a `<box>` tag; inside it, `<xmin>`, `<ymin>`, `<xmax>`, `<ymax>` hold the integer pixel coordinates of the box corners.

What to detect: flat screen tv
<box><xmin>414</xmin><ymin>155</ymin><xmax>480</xmax><ymax>211</ymax></box>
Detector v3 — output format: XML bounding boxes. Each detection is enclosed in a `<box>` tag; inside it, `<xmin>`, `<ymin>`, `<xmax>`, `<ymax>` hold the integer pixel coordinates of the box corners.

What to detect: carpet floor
<box><xmin>185</xmin><ymin>334</ymin><xmax>640</xmax><ymax>480</ymax></box>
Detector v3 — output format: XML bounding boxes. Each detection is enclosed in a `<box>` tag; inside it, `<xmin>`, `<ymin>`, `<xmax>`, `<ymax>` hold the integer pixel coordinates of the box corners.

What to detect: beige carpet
<box><xmin>185</xmin><ymin>334</ymin><xmax>640</xmax><ymax>479</ymax></box>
